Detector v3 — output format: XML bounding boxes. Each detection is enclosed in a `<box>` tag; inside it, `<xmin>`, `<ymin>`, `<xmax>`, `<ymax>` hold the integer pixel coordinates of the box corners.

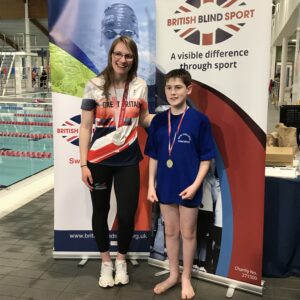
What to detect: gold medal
<box><xmin>166</xmin><ymin>159</ymin><xmax>173</xmax><ymax>168</ymax></box>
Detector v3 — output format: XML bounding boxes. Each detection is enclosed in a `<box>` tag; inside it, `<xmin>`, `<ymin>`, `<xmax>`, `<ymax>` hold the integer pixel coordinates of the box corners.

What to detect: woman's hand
<box><xmin>81</xmin><ymin>166</ymin><xmax>93</xmax><ymax>190</ymax></box>
<box><xmin>139</xmin><ymin>109</ymin><xmax>155</xmax><ymax>128</ymax></box>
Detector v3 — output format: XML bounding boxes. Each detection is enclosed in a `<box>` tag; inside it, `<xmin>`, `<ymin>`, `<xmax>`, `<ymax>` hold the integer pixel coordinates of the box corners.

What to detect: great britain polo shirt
<box><xmin>81</xmin><ymin>76</ymin><xmax>148</xmax><ymax>166</ymax></box>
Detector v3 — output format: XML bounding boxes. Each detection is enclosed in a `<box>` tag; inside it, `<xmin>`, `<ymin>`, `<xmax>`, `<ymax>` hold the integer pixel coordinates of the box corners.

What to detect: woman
<box><xmin>79</xmin><ymin>36</ymin><xmax>153</xmax><ymax>288</ymax></box>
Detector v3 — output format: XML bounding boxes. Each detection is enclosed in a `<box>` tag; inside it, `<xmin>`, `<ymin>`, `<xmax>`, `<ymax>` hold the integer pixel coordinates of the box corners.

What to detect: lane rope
<box><xmin>0</xmin><ymin>150</ymin><xmax>52</xmax><ymax>158</ymax></box>
<box><xmin>0</xmin><ymin>132</ymin><xmax>53</xmax><ymax>139</ymax></box>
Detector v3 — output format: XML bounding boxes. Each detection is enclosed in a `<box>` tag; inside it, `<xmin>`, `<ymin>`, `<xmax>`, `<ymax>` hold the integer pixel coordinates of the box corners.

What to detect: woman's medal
<box><xmin>112</xmin><ymin>130</ymin><xmax>125</xmax><ymax>146</ymax></box>
<box><xmin>112</xmin><ymin>82</ymin><xmax>129</xmax><ymax>146</ymax></box>
<box><xmin>167</xmin><ymin>106</ymin><xmax>188</xmax><ymax>169</ymax></box>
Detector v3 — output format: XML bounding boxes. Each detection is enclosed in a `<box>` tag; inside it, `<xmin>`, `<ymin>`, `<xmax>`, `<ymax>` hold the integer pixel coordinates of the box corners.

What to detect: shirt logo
<box><xmin>177</xmin><ymin>133</ymin><xmax>192</xmax><ymax>144</ymax></box>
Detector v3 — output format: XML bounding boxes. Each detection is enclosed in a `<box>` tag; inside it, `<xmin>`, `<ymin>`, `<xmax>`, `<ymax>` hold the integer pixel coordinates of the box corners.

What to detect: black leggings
<box><xmin>88</xmin><ymin>163</ymin><xmax>140</xmax><ymax>254</ymax></box>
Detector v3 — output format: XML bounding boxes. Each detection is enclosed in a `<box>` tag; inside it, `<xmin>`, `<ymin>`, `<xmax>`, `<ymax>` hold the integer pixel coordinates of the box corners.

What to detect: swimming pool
<box><xmin>0</xmin><ymin>101</ymin><xmax>53</xmax><ymax>188</ymax></box>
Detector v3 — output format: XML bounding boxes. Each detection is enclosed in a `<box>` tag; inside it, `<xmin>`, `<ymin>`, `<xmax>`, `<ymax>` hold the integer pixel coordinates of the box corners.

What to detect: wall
<box><xmin>272</xmin><ymin>0</ymin><xmax>300</xmax><ymax>46</ymax></box>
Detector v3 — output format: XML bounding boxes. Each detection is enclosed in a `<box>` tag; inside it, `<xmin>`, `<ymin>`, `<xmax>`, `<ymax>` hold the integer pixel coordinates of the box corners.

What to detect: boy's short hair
<box><xmin>165</xmin><ymin>68</ymin><xmax>192</xmax><ymax>87</ymax></box>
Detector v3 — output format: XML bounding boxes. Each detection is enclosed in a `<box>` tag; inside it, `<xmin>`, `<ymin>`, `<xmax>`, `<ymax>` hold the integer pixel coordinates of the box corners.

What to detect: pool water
<box><xmin>0</xmin><ymin>101</ymin><xmax>53</xmax><ymax>188</ymax></box>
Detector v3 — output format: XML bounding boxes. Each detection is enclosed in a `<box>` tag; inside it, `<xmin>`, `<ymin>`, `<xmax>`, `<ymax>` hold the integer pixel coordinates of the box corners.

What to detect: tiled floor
<box><xmin>0</xmin><ymin>189</ymin><xmax>299</xmax><ymax>300</ymax></box>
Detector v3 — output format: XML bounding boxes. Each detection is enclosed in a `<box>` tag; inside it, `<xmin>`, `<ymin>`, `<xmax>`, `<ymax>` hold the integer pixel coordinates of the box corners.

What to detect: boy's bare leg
<box><xmin>154</xmin><ymin>204</ymin><xmax>180</xmax><ymax>294</ymax></box>
<box><xmin>179</xmin><ymin>206</ymin><xmax>199</xmax><ymax>299</ymax></box>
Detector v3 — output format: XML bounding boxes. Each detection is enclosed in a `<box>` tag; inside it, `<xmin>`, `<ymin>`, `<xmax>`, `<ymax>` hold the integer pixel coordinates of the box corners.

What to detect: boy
<box><xmin>145</xmin><ymin>69</ymin><xmax>215</xmax><ymax>299</ymax></box>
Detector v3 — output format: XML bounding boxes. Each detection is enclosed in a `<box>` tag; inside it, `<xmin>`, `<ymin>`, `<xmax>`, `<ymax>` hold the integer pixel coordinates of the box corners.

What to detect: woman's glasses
<box><xmin>112</xmin><ymin>51</ymin><xmax>134</xmax><ymax>61</ymax></box>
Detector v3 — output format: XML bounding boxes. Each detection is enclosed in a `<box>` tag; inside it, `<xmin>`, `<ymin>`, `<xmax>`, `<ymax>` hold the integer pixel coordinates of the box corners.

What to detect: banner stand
<box><xmin>53</xmin><ymin>252</ymin><xmax>149</xmax><ymax>268</ymax></box>
<box><xmin>53</xmin><ymin>252</ymin><xmax>150</xmax><ymax>260</ymax></box>
<box><xmin>148</xmin><ymin>258</ymin><xmax>264</xmax><ymax>297</ymax></box>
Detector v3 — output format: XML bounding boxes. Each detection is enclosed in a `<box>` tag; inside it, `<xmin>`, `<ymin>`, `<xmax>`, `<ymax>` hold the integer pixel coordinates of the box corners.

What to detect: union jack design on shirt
<box><xmin>81</xmin><ymin>76</ymin><xmax>148</xmax><ymax>164</ymax></box>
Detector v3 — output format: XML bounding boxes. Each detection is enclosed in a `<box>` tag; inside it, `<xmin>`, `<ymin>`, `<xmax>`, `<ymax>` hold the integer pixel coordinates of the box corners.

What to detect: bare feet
<box><xmin>153</xmin><ymin>276</ymin><xmax>179</xmax><ymax>294</ymax></box>
<box><xmin>181</xmin><ymin>277</ymin><xmax>195</xmax><ymax>299</ymax></box>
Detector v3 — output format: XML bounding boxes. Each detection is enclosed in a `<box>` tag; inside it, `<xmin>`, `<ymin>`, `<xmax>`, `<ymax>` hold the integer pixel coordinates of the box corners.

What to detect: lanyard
<box><xmin>168</xmin><ymin>106</ymin><xmax>188</xmax><ymax>157</ymax></box>
<box><xmin>111</xmin><ymin>81</ymin><xmax>129</xmax><ymax>128</ymax></box>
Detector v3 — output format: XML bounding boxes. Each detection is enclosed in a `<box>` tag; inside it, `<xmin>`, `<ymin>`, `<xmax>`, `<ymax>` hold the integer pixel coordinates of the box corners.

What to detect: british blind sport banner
<box><xmin>151</xmin><ymin>0</ymin><xmax>272</xmax><ymax>295</ymax></box>
<box><xmin>49</xmin><ymin>0</ymin><xmax>155</xmax><ymax>257</ymax></box>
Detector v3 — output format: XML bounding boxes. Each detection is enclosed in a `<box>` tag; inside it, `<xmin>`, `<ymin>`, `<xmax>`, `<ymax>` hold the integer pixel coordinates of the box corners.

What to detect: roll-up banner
<box><xmin>150</xmin><ymin>0</ymin><xmax>271</xmax><ymax>295</ymax></box>
<box><xmin>49</xmin><ymin>0</ymin><xmax>155</xmax><ymax>258</ymax></box>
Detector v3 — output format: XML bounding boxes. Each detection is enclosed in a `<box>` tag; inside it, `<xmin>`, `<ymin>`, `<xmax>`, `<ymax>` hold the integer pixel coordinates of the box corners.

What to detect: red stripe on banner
<box><xmin>202</xmin><ymin>33</ymin><xmax>213</xmax><ymax>45</ymax></box>
<box><xmin>179</xmin><ymin>5</ymin><xmax>191</xmax><ymax>12</ymax></box>
<box><xmin>65</xmin><ymin>121</ymin><xmax>74</xmax><ymax>126</ymax></box>
<box><xmin>180</xmin><ymin>28</ymin><xmax>195</xmax><ymax>38</ymax></box>
<box><xmin>66</xmin><ymin>135</ymin><xmax>78</xmax><ymax>142</ymax></box>
<box><xmin>203</xmin><ymin>0</ymin><xmax>214</xmax><ymax>3</ymax></box>
<box><xmin>222</xmin><ymin>0</ymin><xmax>238</xmax><ymax>8</ymax></box>
<box><xmin>134</xmin><ymin>127</ymin><xmax>151</xmax><ymax>230</ymax></box>
<box><xmin>190</xmin><ymin>82</ymin><xmax>264</xmax><ymax>286</ymax></box>
<box><xmin>226</xmin><ymin>24</ymin><xmax>240</xmax><ymax>31</ymax></box>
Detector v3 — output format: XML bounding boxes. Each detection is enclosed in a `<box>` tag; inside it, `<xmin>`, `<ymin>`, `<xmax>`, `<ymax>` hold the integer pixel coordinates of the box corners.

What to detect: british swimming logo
<box><xmin>167</xmin><ymin>0</ymin><xmax>255</xmax><ymax>46</ymax></box>
<box><xmin>57</xmin><ymin>115</ymin><xmax>81</xmax><ymax>146</ymax></box>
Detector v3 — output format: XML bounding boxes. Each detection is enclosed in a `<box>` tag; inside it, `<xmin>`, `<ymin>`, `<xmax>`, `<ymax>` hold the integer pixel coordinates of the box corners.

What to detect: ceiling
<box><xmin>0</xmin><ymin>0</ymin><xmax>48</xmax><ymax>51</ymax></box>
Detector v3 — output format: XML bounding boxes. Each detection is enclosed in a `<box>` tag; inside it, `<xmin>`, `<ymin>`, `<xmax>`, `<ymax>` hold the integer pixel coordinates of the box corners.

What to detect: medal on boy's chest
<box><xmin>166</xmin><ymin>159</ymin><xmax>173</xmax><ymax>168</ymax></box>
<box><xmin>167</xmin><ymin>107</ymin><xmax>188</xmax><ymax>169</ymax></box>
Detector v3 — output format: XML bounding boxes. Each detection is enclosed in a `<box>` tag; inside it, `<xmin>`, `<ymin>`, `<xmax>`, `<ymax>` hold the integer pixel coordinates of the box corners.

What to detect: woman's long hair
<box><xmin>99</xmin><ymin>36</ymin><xmax>138</xmax><ymax>99</ymax></box>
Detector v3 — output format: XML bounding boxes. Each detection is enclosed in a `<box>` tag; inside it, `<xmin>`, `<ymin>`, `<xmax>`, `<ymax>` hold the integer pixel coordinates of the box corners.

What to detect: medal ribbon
<box><xmin>168</xmin><ymin>107</ymin><xmax>188</xmax><ymax>157</ymax></box>
<box><xmin>111</xmin><ymin>81</ymin><xmax>129</xmax><ymax>128</ymax></box>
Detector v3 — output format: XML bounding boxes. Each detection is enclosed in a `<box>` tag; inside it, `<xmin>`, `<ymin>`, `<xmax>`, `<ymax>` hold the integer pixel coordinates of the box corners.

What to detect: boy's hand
<box><xmin>179</xmin><ymin>184</ymin><xmax>198</xmax><ymax>200</ymax></box>
<box><xmin>147</xmin><ymin>186</ymin><xmax>159</xmax><ymax>203</ymax></box>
